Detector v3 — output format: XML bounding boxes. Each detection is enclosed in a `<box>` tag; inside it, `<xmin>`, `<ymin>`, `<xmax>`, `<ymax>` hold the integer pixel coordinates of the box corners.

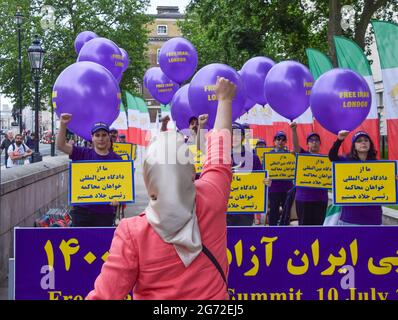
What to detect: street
<box><xmin>1</xmin><ymin>143</ymin><xmax>53</xmax><ymax>167</ymax></box>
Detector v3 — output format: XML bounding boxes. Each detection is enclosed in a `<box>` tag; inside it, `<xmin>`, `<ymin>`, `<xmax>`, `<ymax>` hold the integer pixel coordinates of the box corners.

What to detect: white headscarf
<box><xmin>143</xmin><ymin>131</ymin><xmax>202</xmax><ymax>267</ymax></box>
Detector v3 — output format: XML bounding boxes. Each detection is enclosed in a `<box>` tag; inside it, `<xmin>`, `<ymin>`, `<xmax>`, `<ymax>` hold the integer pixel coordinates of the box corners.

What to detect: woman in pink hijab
<box><xmin>87</xmin><ymin>77</ymin><xmax>236</xmax><ymax>300</ymax></box>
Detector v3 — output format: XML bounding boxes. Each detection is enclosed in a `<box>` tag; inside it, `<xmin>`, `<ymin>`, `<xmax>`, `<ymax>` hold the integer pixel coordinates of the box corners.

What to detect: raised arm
<box><xmin>213</xmin><ymin>77</ymin><xmax>235</xmax><ymax>133</ymax></box>
<box><xmin>290</xmin><ymin>122</ymin><xmax>301</xmax><ymax>154</ymax></box>
<box><xmin>56</xmin><ymin>113</ymin><xmax>73</xmax><ymax>155</ymax></box>
<box><xmin>196</xmin><ymin>114</ymin><xmax>208</xmax><ymax>155</ymax></box>
<box><xmin>329</xmin><ymin>130</ymin><xmax>349</xmax><ymax>162</ymax></box>
<box><xmin>197</xmin><ymin>77</ymin><xmax>236</xmax><ymax>205</ymax></box>
<box><xmin>160</xmin><ymin>115</ymin><xmax>170</xmax><ymax>132</ymax></box>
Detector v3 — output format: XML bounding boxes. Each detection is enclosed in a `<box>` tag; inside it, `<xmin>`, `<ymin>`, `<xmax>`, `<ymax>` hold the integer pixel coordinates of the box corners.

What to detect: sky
<box><xmin>146</xmin><ymin>0</ymin><xmax>191</xmax><ymax>14</ymax></box>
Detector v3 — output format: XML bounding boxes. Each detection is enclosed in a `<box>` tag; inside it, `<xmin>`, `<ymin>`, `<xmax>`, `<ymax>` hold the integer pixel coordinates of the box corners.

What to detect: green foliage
<box><xmin>179</xmin><ymin>0</ymin><xmax>398</xmax><ymax>69</ymax></box>
<box><xmin>0</xmin><ymin>0</ymin><xmax>151</xmax><ymax>113</ymax></box>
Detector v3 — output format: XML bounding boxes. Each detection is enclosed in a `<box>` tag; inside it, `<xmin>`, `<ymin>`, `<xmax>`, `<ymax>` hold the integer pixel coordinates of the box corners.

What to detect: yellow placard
<box><xmin>256</xmin><ymin>147</ymin><xmax>275</xmax><ymax>164</ymax></box>
<box><xmin>70</xmin><ymin>161</ymin><xmax>134</xmax><ymax>204</ymax></box>
<box><xmin>295</xmin><ymin>154</ymin><xmax>332</xmax><ymax>189</ymax></box>
<box><xmin>120</xmin><ymin>154</ymin><xmax>129</xmax><ymax>161</ymax></box>
<box><xmin>264</xmin><ymin>152</ymin><xmax>296</xmax><ymax>180</ymax></box>
<box><xmin>333</xmin><ymin>161</ymin><xmax>397</xmax><ymax>204</ymax></box>
<box><xmin>188</xmin><ymin>145</ymin><xmax>205</xmax><ymax>174</ymax></box>
<box><xmin>227</xmin><ymin>171</ymin><xmax>267</xmax><ymax>213</ymax></box>
<box><xmin>248</xmin><ymin>139</ymin><xmax>259</xmax><ymax>149</ymax></box>
<box><xmin>113</xmin><ymin>143</ymin><xmax>136</xmax><ymax>160</ymax></box>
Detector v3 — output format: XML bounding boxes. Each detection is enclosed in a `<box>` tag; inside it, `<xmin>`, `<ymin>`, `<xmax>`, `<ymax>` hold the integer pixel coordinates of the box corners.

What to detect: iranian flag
<box><xmin>136</xmin><ymin>96</ymin><xmax>151</xmax><ymax>147</ymax></box>
<box><xmin>110</xmin><ymin>102</ymin><xmax>128</xmax><ymax>140</ymax></box>
<box><xmin>334</xmin><ymin>35</ymin><xmax>380</xmax><ymax>158</ymax></box>
<box><xmin>126</xmin><ymin>91</ymin><xmax>140</xmax><ymax>145</ymax></box>
<box><xmin>372</xmin><ymin>20</ymin><xmax>398</xmax><ymax>160</ymax></box>
<box><xmin>306</xmin><ymin>48</ymin><xmax>338</xmax><ymax>155</ymax></box>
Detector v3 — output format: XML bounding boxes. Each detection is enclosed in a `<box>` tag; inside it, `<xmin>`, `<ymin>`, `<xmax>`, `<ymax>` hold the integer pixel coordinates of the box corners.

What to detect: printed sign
<box><xmin>333</xmin><ymin>161</ymin><xmax>397</xmax><ymax>205</ymax></box>
<box><xmin>263</xmin><ymin>152</ymin><xmax>296</xmax><ymax>180</ymax></box>
<box><xmin>295</xmin><ymin>154</ymin><xmax>332</xmax><ymax>189</ymax></box>
<box><xmin>113</xmin><ymin>143</ymin><xmax>136</xmax><ymax>160</ymax></box>
<box><xmin>228</xmin><ymin>171</ymin><xmax>267</xmax><ymax>213</ymax></box>
<box><xmin>69</xmin><ymin>161</ymin><xmax>135</xmax><ymax>205</ymax></box>
<box><xmin>188</xmin><ymin>145</ymin><xmax>205</xmax><ymax>174</ymax></box>
<box><xmin>255</xmin><ymin>147</ymin><xmax>275</xmax><ymax>165</ymax></box>
<box><xmin>14</xmin><ymin>227</ymin><xmax>398</xmax><ymax>300</ymax></box>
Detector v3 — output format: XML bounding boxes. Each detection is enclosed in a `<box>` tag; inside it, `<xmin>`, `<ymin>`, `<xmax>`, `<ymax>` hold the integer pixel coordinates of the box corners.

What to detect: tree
<box><xmin>179</xmin><ymin>0</ymin><xmax>398</xmax><ymax>69</ymax></box>
<box><xmin>0</xmin><ymin>0</ymin><xmax>151</xmax><ymax>113</ymax></box>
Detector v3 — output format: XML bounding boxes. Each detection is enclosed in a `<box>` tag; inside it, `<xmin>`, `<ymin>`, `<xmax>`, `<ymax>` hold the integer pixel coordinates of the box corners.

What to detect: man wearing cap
<box><xmin>267</xmin><ymin>130</ymin><xmax>293</xmax><ymax>225</ymax></box>
<box><xmin>290</xmin><ymin>122</ymin><xmax>328</xmax><ymax>225</ymax></box>
<box><xmin>109</xmin><ymin>127</ymin><xmax>118</xmax><ymax>143</ymax></box>
<box><xmin>118</xmin><ymin>134</ymin><xmax>127</xmax><ymax>143</ymax></box>
<box><xmin>56</xmin><ymin>113</ymin><xmax>122</xmax><ymax>227</ymax></box>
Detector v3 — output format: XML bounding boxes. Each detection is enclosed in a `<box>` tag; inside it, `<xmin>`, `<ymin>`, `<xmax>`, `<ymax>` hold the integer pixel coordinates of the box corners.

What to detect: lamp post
<box><xmin>15</xmin><ymin>7</ymin><xmax>23</xmax><ymax>134</ymax></box>
<box><xmin>27</xmin><ymin>35</ymin><xmax>45</xmax><ymax>163</ymax></box>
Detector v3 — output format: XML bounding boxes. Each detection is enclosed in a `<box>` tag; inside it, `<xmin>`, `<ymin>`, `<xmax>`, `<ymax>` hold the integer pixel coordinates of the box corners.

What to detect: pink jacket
<box><xmin>87</xmin><ymin>130</ymin><xmax>232</xmax><ymax>300</ymax></box>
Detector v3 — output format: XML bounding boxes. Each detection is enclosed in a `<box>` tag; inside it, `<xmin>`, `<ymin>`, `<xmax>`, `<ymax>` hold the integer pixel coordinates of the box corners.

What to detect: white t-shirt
<box><xmin>7</xmin><ymin>143</ymin><xmax>31</xmax><ymax>167</ymax></box>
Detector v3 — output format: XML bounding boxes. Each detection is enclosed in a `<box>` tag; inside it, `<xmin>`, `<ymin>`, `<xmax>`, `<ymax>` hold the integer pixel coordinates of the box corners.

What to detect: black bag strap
<box><xmin>202</xmin><ymin>244</ymin><xmax>227</xmax><ymax>284</ymax></box>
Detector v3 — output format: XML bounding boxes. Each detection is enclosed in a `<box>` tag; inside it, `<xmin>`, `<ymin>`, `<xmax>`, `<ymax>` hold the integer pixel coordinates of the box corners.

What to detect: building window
<box><xmin>157</xmin><ymin>25</ymin><xmax>167</xmax><ymax>35</ymax></box>
<box><xmin>156</xmin><ymin>48</ymin><xmax>161</xmax><ymax>65</ymax></box>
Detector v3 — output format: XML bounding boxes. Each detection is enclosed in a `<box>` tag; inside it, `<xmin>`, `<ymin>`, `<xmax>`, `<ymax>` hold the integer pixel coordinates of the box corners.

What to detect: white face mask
<box><xmin>143</xmin><ymin>131</ymin><xmax>202</xmax><ymax>267</ymax></box>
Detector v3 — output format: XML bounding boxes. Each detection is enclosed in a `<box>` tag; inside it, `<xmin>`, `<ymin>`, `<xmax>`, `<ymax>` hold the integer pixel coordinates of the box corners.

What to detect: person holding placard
<box><xmin>227</xmin><ymin>122</ymin><xmax>264</xmax><ymax>226</ymax></box>
<box><xmin>86</xmin><ymin>77</ymin><xmax>235</xmax><ymax>300</ymax></box>
<box><xmin>57</xmin><ymin>115</ymin><xmax>122</xmax><ymax>227</ymax></box>
<box><xmin>268</xmin><ymin>131</ymin><xmax>293</xmax><ymax>226</ymax></box>
<box><xmin>290</xmin><ymin>122</ymin><xmax>328</xmax><ymax>225</ymax></box>
<box><xmin>328</xmin><ymin>130</ymin><xmax>381</xmax><ymax>225</ymax></box>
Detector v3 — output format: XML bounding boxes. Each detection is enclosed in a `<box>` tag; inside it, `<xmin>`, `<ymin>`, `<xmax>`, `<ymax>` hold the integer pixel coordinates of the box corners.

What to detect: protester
<box><xmin>328</xmin><ymin>130</ymin><xmax>383</xmax><ymax>225</ymax></box>
<box><xmin>1</xmin><ymin>130</ymin><xmax>14</xmax><ymax>168</ymax></box>
<box><xmin>185</xmin><ymin>116</ymin><xmax>199</xmax><ymax>145</ymax></box>
<box><xmin>290</xmin><ymin>122</ymin><xmax>328</xmax><ymax>225</ymax></box>
<box><xmin>255</xmin><ymin>139</ymin><xmax>267</xmax><ymax>148</ymax></box>
<box><xmin>227</xmin><ymin>122</ymin><xmax>264</xmax><ymax>226</ymax></box>
<box><xmin>109</xmin><ymin>128</ymin><xmax>118</xmax><ymax>143</ymax></box>
<box><xmin>56</xmin><ymin>115</ymin><xmax>122</xmax><ymax>227</ymax></box>
<box><xmin>6</xmin><ymin>133</ymin><xmax>32</xmax><ymax>168</ymax></box>
<box><xmin>268</xmin><ymin>131</ymin><xmax>293</xmax><ymax>225</ymax></box>
<box><xmin>86</xmin><ymin>76</ymin><xmax>235</xmax><ymax>300</ymax></box>
<box><xmin>118</xmin><ymin>134</ymin><xmax>127</xmax><ymax>143</ymax></box>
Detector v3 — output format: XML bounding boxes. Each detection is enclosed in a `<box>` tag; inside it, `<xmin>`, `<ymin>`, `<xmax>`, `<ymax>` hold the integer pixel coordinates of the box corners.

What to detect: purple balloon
<box><xmin>159</xmin><ymin>37</ymin><xmax>198</xmax><ymax>84</ymax></box>
<box><xmin>264</xmin><ymin>61</ymin><xmax>314</xmax><ymax>121</ymax></box>
<box><xmin>77</xmin><ymin>37</ymin><xmax>123</xmax><ymax>80</ymax></box>
<box><xmin>145</xmin><ymin>67</ymin><xmax>179</xmax><ymax>104</ymax></box>
<box><xmin>244</xmin><ymin>97</ymin><xmax>256</xmax><ymax>112</ymax></box>
<box><xmin>240</xmin><ymin>56</ymin><xmax>275</xmax><ymax>105</ymax></box>
<box><xmin>188</xmin><ymin>63</ymin><xmax>246</xmax><ymax>128</ymax></box>
<box><xmin>310</xmin><ymin>69</ymin><xmax>371</xmax><ymax>134</ymax></box>
<box><xmin>74</xmin><ymin>31</ymin><xmax>98</xmax><ymax>55</ymax></box>
<box><xmin>119</xmin><ymin>47</ymin><xmax>129</xmax><ymax>72</ymax></box>
<box><xmin>53</xmin><ymin>61</ymin><xmax>120</xmax><ymax>141</ymax></box>
<box><xmin>170</xmin><ymin>85</ymin><xmax>197</xmax><ymax>130</ymax></box>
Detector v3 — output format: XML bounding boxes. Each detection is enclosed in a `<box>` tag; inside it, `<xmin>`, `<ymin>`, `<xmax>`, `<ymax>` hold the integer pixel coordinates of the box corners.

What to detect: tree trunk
<box><xmin>327</xmin><ymin>0</ymin><xmax>342</xmax><ymax>67</ymax></box>
<box><xmin>354</xmin><ymin>0</ymin><xmax>389</xmax><ymax>50</ymax></box>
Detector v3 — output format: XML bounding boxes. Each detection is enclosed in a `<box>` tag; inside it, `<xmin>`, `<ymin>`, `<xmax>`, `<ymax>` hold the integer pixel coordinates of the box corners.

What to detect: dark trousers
<box><xmin>70</xmin><ymin>207</ymin><xmax>115</xmax><ymax>227</ymax></box>
<box><xmin>227</xmin><ymin>214</ymin><xmax>254</xmax><ymax>226</ymax></box>
<box><xmin>268</xmin><ymin>192</ymin><xmax>288</xmax><ymax>226</ymax></box>
<box><xmin>296</xmin><ymin>201</ymin><xmax>328</xmax><ymax>225</ymax></box>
